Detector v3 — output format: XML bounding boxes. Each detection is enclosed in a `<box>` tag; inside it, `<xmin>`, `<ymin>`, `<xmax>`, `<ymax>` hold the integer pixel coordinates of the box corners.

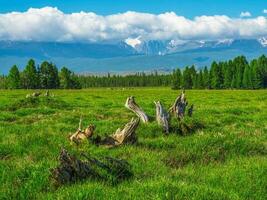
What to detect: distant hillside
<box><xmin>0</xmin><ymin>39</ymin><xmax>266</xmax><ymax>74</ymax></box>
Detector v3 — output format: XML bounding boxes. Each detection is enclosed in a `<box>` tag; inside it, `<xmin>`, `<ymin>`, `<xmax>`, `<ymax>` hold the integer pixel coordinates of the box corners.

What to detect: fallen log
<box><xmin>169</xmin><ymin>90</ymin><xmax>188</xmax><ymax>120</ymax></box>
<box><xmin>50</xmin><ymin>148</ymin><xmax>132</xmax><ymax>186</ymax></box>
<box><xmin>93</xmin><ymin>118</ymin><xmax>140</xmax><ymax>148</ymax></box>
<box><xmin>69</xmin><ymin>117</ymin><xmax>95</xmax><ymax>145</ymax></box>
<box><xmin>125</xmin><ymin>96</ymin><xmax>149</xmax><ymax>123</ymax></box>
<box><xmin>154</xmin><ymin>101</ymin><xmax>170</xmax><ymax>133</ymax></box>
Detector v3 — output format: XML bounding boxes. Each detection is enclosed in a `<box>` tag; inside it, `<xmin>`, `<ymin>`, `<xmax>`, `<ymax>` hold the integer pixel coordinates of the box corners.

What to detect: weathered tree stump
<box><xmin>125</xmin><ymin>96</ymin><xmax>149</xmax><ymax>123</ymax></box>
<box><xmin>169</xmin><ymin>90</ymin><xmax>188</xmax><ymax>120</ymax></box>
<box><xmin>26</xmin><ymin>92</ymin><xmax>42</xmax><ymax>98</ymax></box>
<box><xmin>69</xmin><ymin>117</ymin><xmax>95</xmax><ymax>145</ymax></box>
<box><xmin>154</xmin><ymin>101</ymin><xmax>170</xmax><ymax>133</ymax></box>
<box><xmin>50</xmin><ymin>148</ymin><xmax>132</xmax><ymax>186</ymax></box>
<box><xmin>93</xmin><ymin>118</ymin><xmax>140</xmax><ymax>148</ymax></box>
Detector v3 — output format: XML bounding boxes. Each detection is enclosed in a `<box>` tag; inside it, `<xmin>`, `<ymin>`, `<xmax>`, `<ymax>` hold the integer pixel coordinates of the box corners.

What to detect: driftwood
<box><xmin>50</xmin><ymin>148</ymin><xmax>132</xmax><ymax>186</ymax></box>
<box><xmin>26</xmin><ymin>92</ymin><xmax>42</xmax><ymax>98</ymax></box>
<box><xmin>154</xmin><ymin>101</ymin><xmax>170</xmax><ymax>133</ymax></box>
<box><xmin>169</xmin><ymin>90</ymin><xmax>188</xmax><ymax>120</ymax></box>
<box><xmin>93</xmin><ymin>118</ymin><xmax>140</xmax><ymax>148</ymax></box>
<box><xmin>125</xmin><ymin>96</ymin><xmax>149</xmax><ymax>123</ymax></box>
<box><xmin>69</xmin><ymin>117</ymin><xmax>95</xmax><ymax>144</ymax></box>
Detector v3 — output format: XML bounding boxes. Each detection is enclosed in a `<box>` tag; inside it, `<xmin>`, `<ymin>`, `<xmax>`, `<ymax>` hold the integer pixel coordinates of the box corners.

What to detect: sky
<box><xmin>0</xmin><ymin>0</ymin><xmax>266</xmax><ymax>43</ymax></box>
<box><xmin>0</xmin><ymin>0</ymin><xmax>266</xmax><ymax>17</ymax></box>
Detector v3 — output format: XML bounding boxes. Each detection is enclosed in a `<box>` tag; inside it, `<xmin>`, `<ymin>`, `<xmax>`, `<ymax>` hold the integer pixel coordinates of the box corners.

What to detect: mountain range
<box><xmin>0</xmin><ymin>38</ymin><xmax>267</xmax><ymax>74</ymax></box>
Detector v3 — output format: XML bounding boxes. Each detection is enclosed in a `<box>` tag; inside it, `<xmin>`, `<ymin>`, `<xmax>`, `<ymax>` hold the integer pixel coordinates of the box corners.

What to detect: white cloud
<box><xmin>240</xmin><ymin>11</ymin><xmax>251</xmax><ymax>17</ymax></box>
<box><xmin>263</xmin><ymin>9</ymin><xmax>267</xmax><ymax>14</ymax></box>
<box><xmin>0</xmin><ymin>7</ymin><xmax>266</xmax><ymax>43</ymax></box>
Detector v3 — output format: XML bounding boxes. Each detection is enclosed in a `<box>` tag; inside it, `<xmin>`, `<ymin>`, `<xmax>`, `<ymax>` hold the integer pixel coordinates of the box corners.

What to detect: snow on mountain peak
<box><xmin>216</xmin><ymin>39</ymin><xmax>234</xmax><ymax>46</ymax></box>
<box><xmin>258</xmin><ymin>37</ymin><xmax>267</xmax><ymax>47</ymax></box>
<box><xmin>125</xmin><ymin>36</ymin><xmax>142</xmax><ymax>48</ymax></box>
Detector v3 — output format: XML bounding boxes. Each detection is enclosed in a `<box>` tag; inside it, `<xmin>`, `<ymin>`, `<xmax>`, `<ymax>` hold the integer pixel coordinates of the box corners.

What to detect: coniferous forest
<box><xmin>0</xmin><ymin>55</ymin><xmax>267</xmax><ymax>89</ymax></box>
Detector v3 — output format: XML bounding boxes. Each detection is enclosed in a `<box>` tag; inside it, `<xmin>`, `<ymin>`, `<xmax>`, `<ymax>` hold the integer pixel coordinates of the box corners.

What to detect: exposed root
<box><xmin>50</xmin><ymin>148</ymin><xmax>132</xmax><ymax>186</ymax></box>
<box><xmin>92</xmin><ymin>118</ymin><xmax>140</xmax><ymax>148</ymax></box>
<box><xmin>125</xmin><ymin>96</ymin><xmax>149</xmax><ymax>123</ymax></box>
<box><xmin>69</xmin><ymin>117</ymin><xmax>95</xmax><ymax>145</ymax></box>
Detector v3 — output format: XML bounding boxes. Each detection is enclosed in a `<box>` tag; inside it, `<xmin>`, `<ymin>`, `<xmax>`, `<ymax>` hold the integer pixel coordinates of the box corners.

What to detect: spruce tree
<box><xmin>210</xmin><ymin>61</ymin><xmax>223</xmax><ymax>89</ymax></box>
<box><xmin>182</xmin><ymin>66</ymin><xmax>193</xmax><ymax>89</ymax></box>
<box><xmin>223</xmin><ymin>60</ymin><xmax>233</xmax><ymax>88</ymax></box>
<box><xmin>172</xmin><ymin>68</ymin><xmax>182</xmax><ymax>90</ymax></box>
<box><xmin>23</xmin><ymin>59</ymin><xmax>38</xmax><ymax>89</ymax></box>
<box><xmin>203</xmin><ymin>66</ymin><xmax>210</xmax><ymax>89</ymax></box>
<box><xmin>7</xmin><ymin>65</ymin><xmax>21</xmax><ymax>89</ymax></box>
<box><xmin>242</xmin><ymin>65</ymin><xmax>252</xmax><ymax>89</ymax></box>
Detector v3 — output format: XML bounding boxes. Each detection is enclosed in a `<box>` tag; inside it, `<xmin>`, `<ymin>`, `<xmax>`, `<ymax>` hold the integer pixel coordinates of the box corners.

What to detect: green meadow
<box><xmin>0</xmin><ymin>88</ymin><xmax>266</xmax><ymax>200</ymax></box>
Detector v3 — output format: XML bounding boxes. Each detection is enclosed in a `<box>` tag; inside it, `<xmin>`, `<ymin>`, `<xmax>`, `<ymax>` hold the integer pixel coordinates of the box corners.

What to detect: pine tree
<box><xmin>203</xmin><ymin>66</ymin><xmax>210</xmax><ymax>89</ymax></box>
<box><xmin>223</xmin><ymin>60</ymin><xmax>233</xmax><ymax>88</ymax></box>
<box><xmin>7</xmin><ymin>65</ymin><xmax>21</xmax><ymax>89</ymax></box>
<box><xmin>242</xmin><ymin>65</ymin><xmax>252</xmax><ymax>89</ymax></box>
<box><xmin>190</xmin><ymin>65</ymin><xmax>198</xmax><ymax>88</ymax></box>
<box><xmin>210</xmin><ymin>61</ymin><xmax>223</xmax><ymax>89</ymax></box>
<box><xmin>257</xmin><ymin>55</ymin><xmax>267</xmax><ymax>88</ymax></box>
<box><xmin>172</xmin><ymin>68</ymin><xmax>182</xmax><ymax>90</ymax></box>
<box><xmin>198</xmin><ymin>69</ymin><xmax>204</xmax><ymax>89</ymax></box>
<box><xmin>233</xmin><ymin>56</ymin><xmax>248</xmax><ymax>88</ymax></box>
<box><xmin>182</xmin><ymin>66</ymin><xmax>193</xmax><ymax>89</ymax></box>
<box><xmin>23</xmin><ymin>59</ymin><xmax>38</xmax><ymax>89</ymax></box>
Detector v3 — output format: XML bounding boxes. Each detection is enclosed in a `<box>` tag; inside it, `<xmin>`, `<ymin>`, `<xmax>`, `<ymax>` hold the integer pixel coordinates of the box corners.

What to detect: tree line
<box><xmin>0</xmin><ymin>59</ymin><xmax>81</xmax><ymax>89</ymax></box>
<box><xmin>172</xmin><ymin>55</ymin><xmax>267</xmax><ymax>89</ymax></box>
<box><xmin>0</xmin><ymin>55</ymin><xmax>266</xmax><ymax>89</ymax></box>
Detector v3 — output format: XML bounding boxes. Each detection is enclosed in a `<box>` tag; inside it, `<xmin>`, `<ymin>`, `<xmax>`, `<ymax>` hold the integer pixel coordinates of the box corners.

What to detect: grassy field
<box><xmin>0</xmin><ymin>88</ymin><xmax>266</xmax><ymax>200</ymax></box>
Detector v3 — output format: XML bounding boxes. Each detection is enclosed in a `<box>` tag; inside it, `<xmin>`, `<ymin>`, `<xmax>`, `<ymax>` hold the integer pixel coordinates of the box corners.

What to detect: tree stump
<box><xmin>125</xmin><ymin>96</ymin><xmax>149</xmax><ymax>123</ymax></box>
<box><xmin>50</xmin><ymin>148</ymin><xmax>132</xmax><ymax>186</ymax></box>
<box><xmin>154</xmin><ymin>101</ymin><xmax>170</xmax><ymax>133</ymax></box>
<box><xmin>93</xmin><ymin>118</ymin><xmax>140</xmax><ymax>148</ymax></box>
<box><xmin>69</xmin><ymin>117</ymin><xmax>95</xmax><ymax>145</ymax></box>
<box><xmin>169</xmin><ymin>90</ymin><xmax>188</xmax><ymax>120</ymax></box>
<box><xmin>26</xmin><ymin>92</ymin><xmax>42</xmax><ymax>98</ymax></box>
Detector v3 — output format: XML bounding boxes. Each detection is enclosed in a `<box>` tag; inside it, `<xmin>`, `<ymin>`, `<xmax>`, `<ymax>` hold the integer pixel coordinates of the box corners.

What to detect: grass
<box><xmin>0</xmin><ymin>88</ymin><xmax>266</xmax><ymax>200</ymax></box>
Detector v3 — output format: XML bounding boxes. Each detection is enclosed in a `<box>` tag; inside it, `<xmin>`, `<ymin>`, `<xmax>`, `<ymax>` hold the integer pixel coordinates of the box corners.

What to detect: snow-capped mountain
<box><xmin>0</xmin><ymin>38</ymin><xmax>266</xmax><ymax>74</ymax></box>
<box><xmin>125</xmin><ymin>38</ymin><xmax>266</xmax><ymax>55</ymax></box>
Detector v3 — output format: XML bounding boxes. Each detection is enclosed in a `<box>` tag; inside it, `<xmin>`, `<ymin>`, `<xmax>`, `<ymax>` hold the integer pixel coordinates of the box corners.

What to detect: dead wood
<box><xmin>69</xmin><ymin>117</ymin><xmax>95</xmax><ymax>145</ymax></box>
<box><xmin>92</xmin><ymin>118</ymin><xmax>140</xmax><ymax>148</ymax></box>
<box><xmin>154</xmin><ymin>101</ymin><xmax>170</xmax><ymax>133</ymax></box>
<box><xmin>169</xmin><ymin>90</ymin><xmax>188</xmax><ymax>120</ymax></box>
<box><xmin>26</xmin><ymin>92</ymin><xmax>42</xmax><ymax>98</ymax></box>
<box><xmin>125</xmin><ymin>96</ymin><xmax>149</xmax><ymax>123</ymax></box>
<box><xmin>50</xmin><ymin>148</ymin><xmax>132</xmax><ymax>186</ymax></box>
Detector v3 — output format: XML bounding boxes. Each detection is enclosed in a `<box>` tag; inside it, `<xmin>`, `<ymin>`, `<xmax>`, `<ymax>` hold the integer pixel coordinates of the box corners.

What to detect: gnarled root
<box><xmin>154</xmin><ymin>101</ymin><xmax>170</xmax><ymax>133</ymax></box>
<box><xmin>69</xmin><ymin>117</ymin><xmax>95</xmax><ymax>145</ymax></box>
<box><xmin>125</xmin><ymin>96</ymin><xmax>149</xmax><ymax>123</ymax></box>
<box><xmin>93</xmin><ymin>118</ymin><xmax>140</xmax><ymax>148</ymax></box>
<box><xmin>50</xmin><ymin>148</ymin><xmax>132</xmax><ymax>186</ymax></box>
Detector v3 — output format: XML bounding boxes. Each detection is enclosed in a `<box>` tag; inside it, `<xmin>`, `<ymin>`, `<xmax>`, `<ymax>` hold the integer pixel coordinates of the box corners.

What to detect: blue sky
<box><xmin>0</xmin><ymin>0</ymin><xmax>266</xmax><ymax>18</ymax></box>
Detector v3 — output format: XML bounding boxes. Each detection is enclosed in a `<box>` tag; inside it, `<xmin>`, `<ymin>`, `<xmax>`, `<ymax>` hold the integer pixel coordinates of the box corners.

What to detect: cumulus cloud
<box><xmin>0</xmin><ymin>7</ymin><xmax>266</xmax><ymax>43</ymax></box>
<box><xmin>263</xmin><ymin>9</ymin><xmax>267</xmax><ymax>14</ymax></box>
<box><xmin>240</xmin><ymin>11</ymin><xmax>251</xmax><ymax>17</ymax></box>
